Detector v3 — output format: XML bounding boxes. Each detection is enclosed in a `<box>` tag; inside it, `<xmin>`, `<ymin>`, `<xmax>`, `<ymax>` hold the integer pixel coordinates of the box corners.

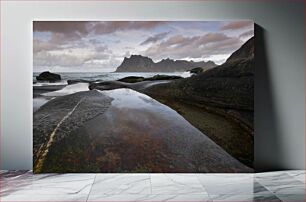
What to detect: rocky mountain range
<box><xmin>115</xmin><ymin>55</ymin><xmax>216</xmax><ymax>72</ymax></box>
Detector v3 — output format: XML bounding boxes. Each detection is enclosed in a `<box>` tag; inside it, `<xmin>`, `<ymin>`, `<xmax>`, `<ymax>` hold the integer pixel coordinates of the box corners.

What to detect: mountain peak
<box><xmin>115</xmin><ymin>55</ymin><xmax>216</xmax><ymax>72</ymax></box>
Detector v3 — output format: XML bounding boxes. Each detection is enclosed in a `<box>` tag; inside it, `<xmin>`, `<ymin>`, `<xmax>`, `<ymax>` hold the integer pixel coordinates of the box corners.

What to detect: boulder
<box><xmin>144</xmin><ymin>75</ymin><xmax>182</xmax><ymax>81</ymax></box>
<box><xmin>117</xmin><ymin>76</ymin><xmax>145</xmax><ymax>83</ymax></box>
<box><xmin>189</xmin><ymin>67</ymin><xmax>204</xmax><ymax>74</ymax></box>
<box><xmin>89</xmin><ymin>81</ymin><xmax>129</xmax><ymax>91</ymax></box>
<box><xmin>36</xmin><ymin>71</ymin><xmax>61</xmax><ymax>82</ymax></box>
<box><xmin>67</xmin><ymin>79</ymin><xmax>92</xmax><ymax>85</ymax></box>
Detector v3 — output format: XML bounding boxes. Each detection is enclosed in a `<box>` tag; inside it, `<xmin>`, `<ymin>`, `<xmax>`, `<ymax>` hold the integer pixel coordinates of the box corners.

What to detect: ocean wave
<box><xmin>180</xmin><ymin>71</ymin><xmax>193</xmax><ymax>78</ymax></box>
<box><xmin>43</xmin><ymin>83</ymin><xmax>89</xmax><ymax>97</ymax></box>
<box><xmin>33</xmin><ymin>81</ymin><xmax>68</xmax><ymax>86</ymax></box>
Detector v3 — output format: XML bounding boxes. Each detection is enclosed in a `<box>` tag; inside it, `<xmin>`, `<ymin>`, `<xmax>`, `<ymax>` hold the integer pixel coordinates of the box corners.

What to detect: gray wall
<box><xmin>1</xmin><ymin>0</ymin><xmax>304</xmax><ymax>171</ymax></box>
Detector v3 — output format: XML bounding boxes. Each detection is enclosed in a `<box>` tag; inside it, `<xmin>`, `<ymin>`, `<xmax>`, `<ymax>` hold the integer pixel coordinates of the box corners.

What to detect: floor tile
<box><xmin>141</xmin><ymin>194</ymin><xmax>211</xmax><ymax>202</ymax></box>
<box><xmin>1</xmin><ymin>173</ymin><xmax>96</xmax><ymax>196</ymax></box>
<box><xmin>210</xmin><ymin>194</ymin><xmax>254</xmax><ymax>201</ymax></box>
<box><xmin>275</xmin><ymin>194</ymin><xmax>306</xmax><ymax>202</ymax></box>
<box><xmin>253</xmin><ymin>181</ymin><xmax>270</xmax><ymax>194</ymax></box>
<box><xmin>1</xmin><ymin>171</ymin><xmax>35</xmax><ymax>197</ymax></box>
<box><xmin>197</xmin><ymin>174</ymin><xmax>254</xmax><ymax>195</ymax></box>
<box><xmin>256</xmin><ymin>173</ymin><xmax>305</xmax><ymax>195</ymax></box>
<box><xmin>88</xmin><ymin>194</ymin><xmax>211</xmax><ymax>202</ymax></box>
<box><xmin>0</xmin><ymin>194</ymin><xmax>88</xmax><ymax>202</ymax></box>
<box><xmin>253</xmin><ymin>194</ymin><xmax>282</xmax><ymax>202</ymax></box>
<box><xmin>90</xmin><ymin>174</ymin><xmax>151</xmax><ymax>195</ymax></box>
<box><xmin>150</xmin><ymin>174</ymin><xmax>207</xmax><ymax>195</ymax></box>
<box><xmin>255</xmin><ymin>171</ymin><xmax>294</xmax><ymax>180</ymax></box>
<box><xmin>286</xmin><ymin>170</ymin><xmax>306</xmax><ymax>183</ymax></box>
<box><xmin>211</xmin><ymin>193</ymin><xmax>282</xmax><ymax>202</ymax></box>
<box><xmin>1</xmin><ymin>170</ymin><xmax>306</xmax><ymax>202</ymax></box>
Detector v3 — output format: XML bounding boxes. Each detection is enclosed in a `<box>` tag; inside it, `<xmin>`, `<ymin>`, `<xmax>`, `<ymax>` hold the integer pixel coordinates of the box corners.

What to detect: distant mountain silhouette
<box><xmin>115</xmin><ymin>55</ymin><xmax>216</xmax><ymax>72</ymax></box>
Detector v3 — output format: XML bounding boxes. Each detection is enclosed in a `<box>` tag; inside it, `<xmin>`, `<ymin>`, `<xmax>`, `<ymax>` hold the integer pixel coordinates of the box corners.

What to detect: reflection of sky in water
<box><xmin>96</xmin><ymin>88</ymin><xmax>199</xmax><ymax>138</ymax></box>
<box><xmin>33</xmin><ymin>80</ymin><xmax>68</xmax><ymax>86</ymax></box>
<box><xmin>100</xmin><ymin>88</ymin><xmax>183</xmax><ymax>119</ymax></box>
<box><xmin>102</xmin><ymin>88</ymin><xmax>163</xmax><ymax>109</ymax></box>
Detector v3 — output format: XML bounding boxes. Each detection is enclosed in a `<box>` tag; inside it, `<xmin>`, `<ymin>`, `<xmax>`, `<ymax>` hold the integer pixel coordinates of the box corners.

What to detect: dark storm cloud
<box><xmin>92</xmin><ymin>21</ymin><xmax>166</xmax><ymax>34</ymax></box>
<box><xmin>33</xmin><ymin>33</ymin><xmax>87</xmax><ymax>53</ymax></box>
<box><xmin>33</xmin><ymin>21</ymin><xmax>167</xmax><ymax>46</ymax></box>
<box><xmin>34</xmin><ymin>21</ymin><xmax>166</xmax><ymax>35</ymax></box>
<box><xmin>33</xmin><ymin>25</ymin><xmax>111</xmax><ymax>54</ymax></box>
<box><xmin>33</xmin><ymin>21</ymin><xmax>89</xmax><ymax>35</ymax></box>
<box><xmin>221</xmin><ymin>21</ymin><xmax>253</xmax><ymax>30</ymax></box>
<box><xmin>140</xmin><ymin>32</ymin><xmax>170</xmax><ymax>45</ymax></box>
<box><xmin>142</xmin><ymin>33</ymin><xmax>243</xmax><ymax>60</ymax></box>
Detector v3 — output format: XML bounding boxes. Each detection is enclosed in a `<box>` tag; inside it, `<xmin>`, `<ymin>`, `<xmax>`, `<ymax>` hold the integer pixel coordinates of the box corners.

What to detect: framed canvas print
<box><xmin>33</xmin><ymin>21</ymin><xmax>254</xmax><ymax>173</ymax></box>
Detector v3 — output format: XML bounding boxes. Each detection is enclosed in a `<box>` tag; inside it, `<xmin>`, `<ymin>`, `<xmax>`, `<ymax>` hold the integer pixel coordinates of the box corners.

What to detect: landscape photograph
<box><xmin>33</xmin><ymin>21</ymin><xmax>254</xmax><ymax>173</ymax></box>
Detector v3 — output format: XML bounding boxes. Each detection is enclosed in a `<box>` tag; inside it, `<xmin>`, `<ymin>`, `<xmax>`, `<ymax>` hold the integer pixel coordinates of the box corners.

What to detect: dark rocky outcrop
<box><xmin>118</xmin><ymin>76</ymin><xmax>145</xmax><ymax>83</ymax></box>
<box><xmin>67</xmin><ymin>79</ymin><xmax>92</xmax><ymax>85</ymax></box>
<box><xmin>36</xmin><ymin>71</ymin><xmax>61</xmax><ymax>82</ymax></box>
<box><xmin>189</xmin><ymin>67</ymin><xmax>204</xmax><ymax>74</ymax></box>
<box><xmin>226</xmin><ymin>37</ymin><xmax>254</xmax><ymax>63</ymax></box>
<box><xmin>144</xmin><ymin>37</ymin><xmax>255</xmax><ymax>124</ymax></box>
<box><xmin>116</xmin><ymin>55</ymin><xmax>154</xmax><ymax>72</ymax></box>
<box><xmin>89</xmin><ymin>80</ymin><xmax>173</xmax><ymax>93</ymax></box>
<box><xmin>89</xmin><ymin>81</ymin><xmax>129</xmax><ymax>91</ymax></box>
<box><xmin>144</xmin><ymin>58</ymin><xmax>254</xmax><ymax>126</ymax></box>
<box><xmin>115</xmin><ymin>55</ymin><xmax>216</xmax><ymax>72</ymax></box>
<box><xmin>140</xmin><ymin>37</ymin><xmax>255</xmax><ymax>167</ymax></box>
<box><xmin>144</xmin><ymin>75</ymin><xmax>182</xmax><ymax>81</ymax></box>
<box><xmin>117</xmin><ymin>75</ymin><xmax>183</xmax><ymax>83</ymax></box>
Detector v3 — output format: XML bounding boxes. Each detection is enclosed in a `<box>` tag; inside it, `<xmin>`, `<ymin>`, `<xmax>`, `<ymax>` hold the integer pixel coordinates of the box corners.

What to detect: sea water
<box><xmin>33</xmin><ymin>72</ymin><xmax>192</xmax><ymax>86</ymax></box>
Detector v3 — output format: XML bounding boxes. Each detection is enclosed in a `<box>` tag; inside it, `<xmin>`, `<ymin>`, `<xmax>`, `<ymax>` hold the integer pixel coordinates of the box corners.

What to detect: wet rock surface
<box><xmin>33</xmin><ymin>90</ymin><xmax>113</xmax><ymax>172</ymax></box>
<box><xmin>35</xmin><ymin>88</ymin><xmax>251</xmax><ymax>173</ymax></box>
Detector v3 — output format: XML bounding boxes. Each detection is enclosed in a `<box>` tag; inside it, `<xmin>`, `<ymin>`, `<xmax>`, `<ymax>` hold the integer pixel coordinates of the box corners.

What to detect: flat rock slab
<box><xmin>33</xmin><ymin>88</ymin><xmax>252</xmax><ymax>173</ymax></box>
<box><xmin>33</xmin><ymin>90</ymin><xmax>113</xmax><ymax>173</ymax></box>
<box><xmin>88</xmin><ymin>89</ymin><xmax>252</xmax><ymax>173</ymax></box>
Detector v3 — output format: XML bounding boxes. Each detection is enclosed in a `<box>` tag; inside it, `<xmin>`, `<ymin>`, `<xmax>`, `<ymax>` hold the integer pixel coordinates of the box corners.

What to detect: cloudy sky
<box><xmin>33</xmin><ymin>21</ymin><xmax>253</xmax><ymax>72</ymax></box>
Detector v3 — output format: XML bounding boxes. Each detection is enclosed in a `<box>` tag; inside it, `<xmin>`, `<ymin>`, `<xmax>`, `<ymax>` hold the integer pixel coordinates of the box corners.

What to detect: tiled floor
<box><xmin>0</xmin><ymin>170</ymin><xmax>305</xmax><ymax>201</ymax></box>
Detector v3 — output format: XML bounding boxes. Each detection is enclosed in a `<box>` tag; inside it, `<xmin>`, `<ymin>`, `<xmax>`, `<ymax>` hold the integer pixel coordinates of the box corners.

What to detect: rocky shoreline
<box><xmin>33</xmin><ymin>85</ymin><xmax>252</xmax><ymax>173</ymax></box>
<box><xmin>33</xmin><ymin>37</ymin><xmax>254</xmax><ymax>173</ymax></box>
